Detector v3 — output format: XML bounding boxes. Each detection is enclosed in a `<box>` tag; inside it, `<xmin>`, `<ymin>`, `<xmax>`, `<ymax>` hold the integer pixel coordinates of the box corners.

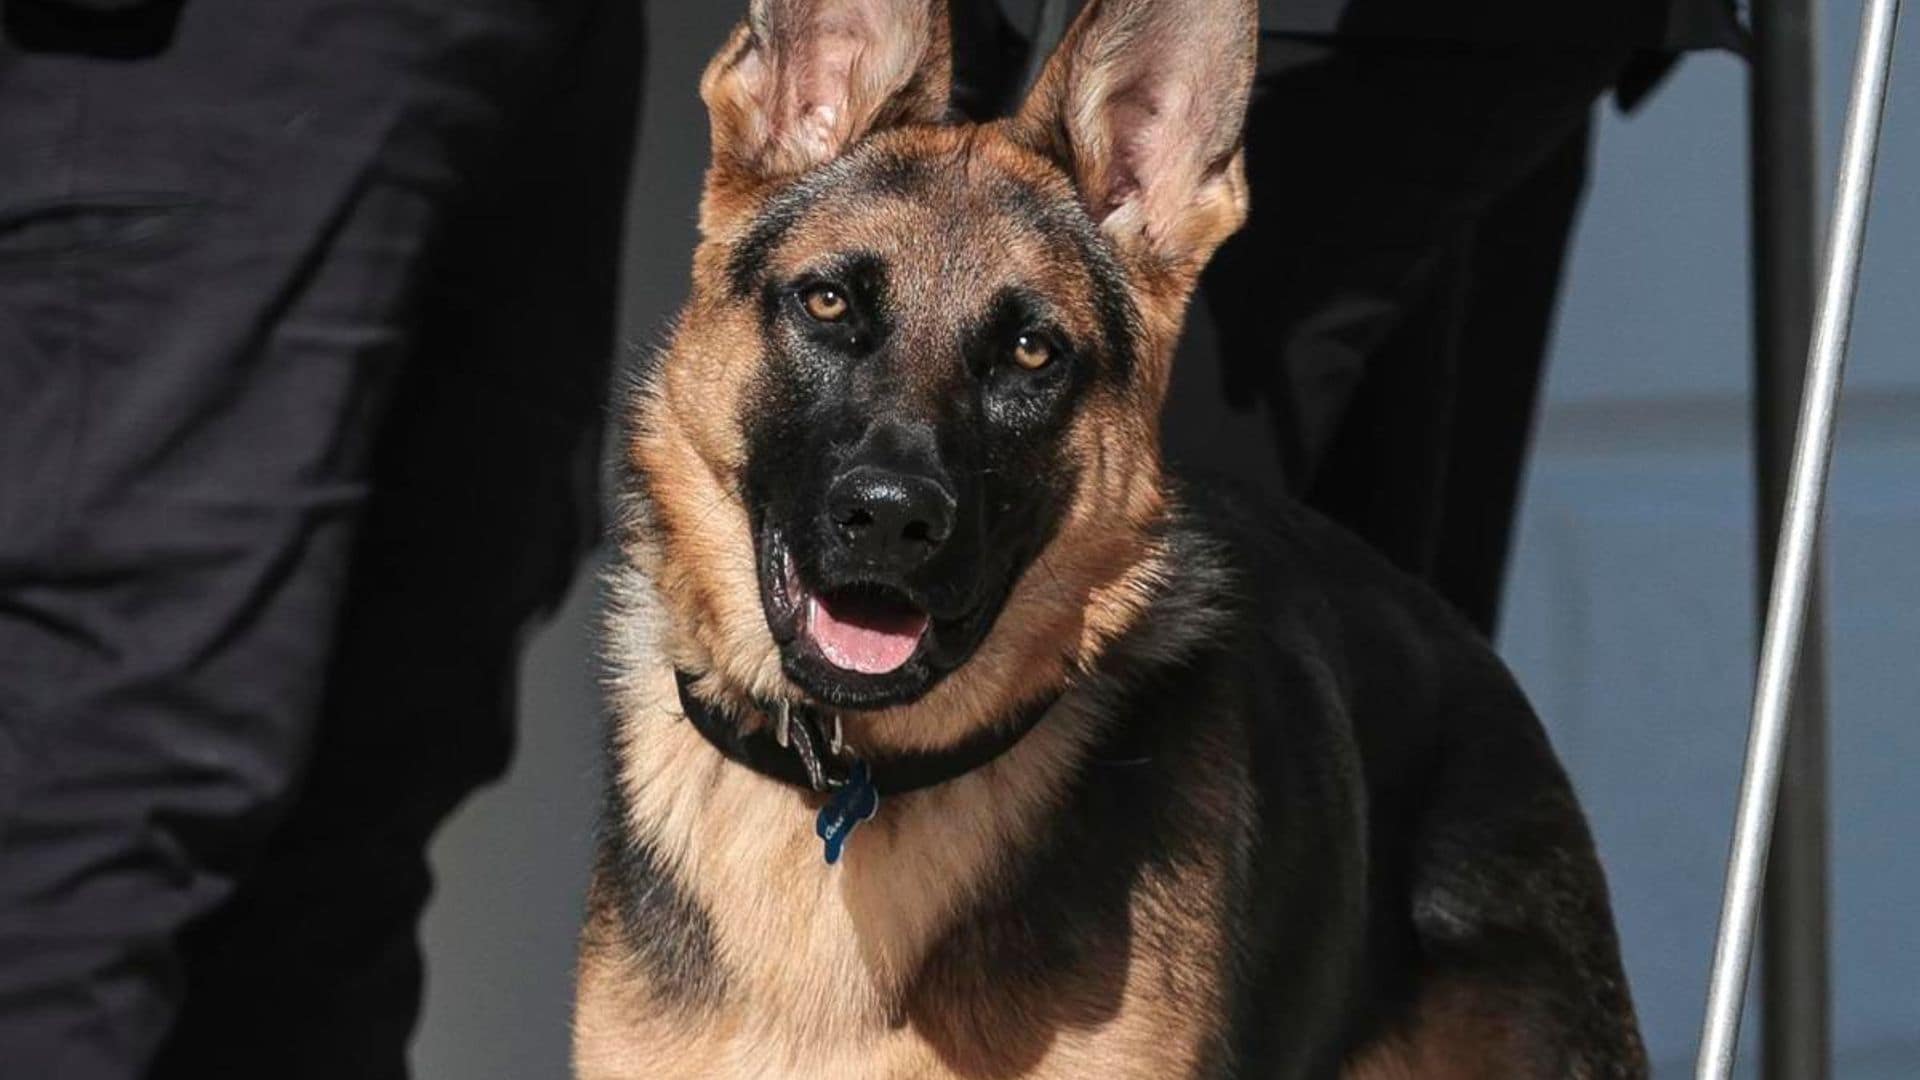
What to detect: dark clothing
<box><xmin>1255</xmin><ymin>0</ymin><xmax>1746</xmax><ymax>50</ymax></box>
<box><xmin>1163</xmin><ymin>35</ymin><xmax>1635</xmax><ymax>634</ymax></box>
<box><xmin>0</xmin><ymin>0</ymin><xmax>639</xmax><ymax>1075</ymax></box>
<box><xmin>988</xmin><ymin>0</ymin><xmax>1746</xmax><ymax>51</ymax></box>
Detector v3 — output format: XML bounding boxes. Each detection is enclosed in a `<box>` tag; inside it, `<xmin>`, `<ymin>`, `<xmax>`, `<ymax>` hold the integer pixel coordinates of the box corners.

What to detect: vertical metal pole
<box><xmin>1747</xmin><ymin>0</ymin><xmax>1833</xmax><ymax>1076</ymax></box>
<box><xmin>1699</xmin><ymin>0</ymin><xmax>1902</xmax><ymax>1075</ymax></box>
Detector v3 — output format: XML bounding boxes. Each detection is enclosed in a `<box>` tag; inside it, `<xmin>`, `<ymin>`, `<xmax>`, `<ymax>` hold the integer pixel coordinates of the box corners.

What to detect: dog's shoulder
<box><xmin>1166</xmin><ymin>470</ymin><xmax>1530</xmax><ymax>735</ymax></box>
<box><xmin>1145</xmin><ymin>474</ymin><xmax>1575</xmax><ymax>1071</ymax></box>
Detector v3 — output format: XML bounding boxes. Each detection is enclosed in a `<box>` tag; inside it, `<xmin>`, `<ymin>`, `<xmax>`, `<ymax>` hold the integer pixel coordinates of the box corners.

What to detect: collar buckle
<box><xmin>784</xmin><ymin>705</ymin><xmax>847</xmax><ymax>793</ymax></box>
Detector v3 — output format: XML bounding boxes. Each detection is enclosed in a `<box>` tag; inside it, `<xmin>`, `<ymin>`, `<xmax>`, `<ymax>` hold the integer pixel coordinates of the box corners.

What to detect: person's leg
<box><xmin>0</xmin><ymin>3</ymin><xmax>610</xmax><ymax>1074</ymax></box>
<box><xmin>951</xmin><ymin>0</ymin><xmax>1031</xmax><ymax>121</ymax></box>
<box><xmin>1303</xmin><ymin>121</ymin><xmax>1594</xmax><ymax>633</ymax></box>
<box><xmin>1427</xmin><ymin>124</ymin><xmax>1593</xmax><ymax>633</ymax></box>
<box><xmin>1171</xmin><ymin>37</ymin><xmax>1623</xmax><ymax>631</ymax></box>
<box><xmin>148</xmin><ymin>3</ymin><xmax>643</xmax><ymax>1075</ymax></box>
<box><xmin>1299</xmin><ymin>227</ymin><xmax>1474</xmax><ymax>583</ymax></box>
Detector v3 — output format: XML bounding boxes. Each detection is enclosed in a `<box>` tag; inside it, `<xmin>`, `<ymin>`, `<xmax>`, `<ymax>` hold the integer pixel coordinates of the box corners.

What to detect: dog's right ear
<box><xmin>1011</xmin><ymin>0</ymin><xmax>1256</xmax><ymax>277</ymax></box>
<box><xmin>701</xmin><ymin>0</ymin><xmax>951</xmax><ymax>192</ymax></box>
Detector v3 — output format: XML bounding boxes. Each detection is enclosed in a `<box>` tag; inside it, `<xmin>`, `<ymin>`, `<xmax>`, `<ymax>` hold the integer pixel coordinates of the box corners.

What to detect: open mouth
<box><xmin>759</xmin><ymin>524</ymin><xmax>935</xmax><ymax>686</ymax></box>
<box><xmin>756</xmin><ymin>519</ymin><xmax>1005</xmax><ymax>708</ymax></box>
<box><xmin>803</xmin><ymin>583</ymin><xmax>930</xmax><ymax>676</ymax></box>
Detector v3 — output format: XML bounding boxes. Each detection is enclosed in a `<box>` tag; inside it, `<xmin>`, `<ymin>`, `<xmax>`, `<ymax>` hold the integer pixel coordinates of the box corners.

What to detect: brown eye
<box><xmin>1011</xmin><ymin>332</ymin><xmax>1054</xmax><ymax>370</ymax></box>
<box><xmin>803</xmin><ymin>285</ymin><xmax>849</xmax><ymax>322</ymax></box>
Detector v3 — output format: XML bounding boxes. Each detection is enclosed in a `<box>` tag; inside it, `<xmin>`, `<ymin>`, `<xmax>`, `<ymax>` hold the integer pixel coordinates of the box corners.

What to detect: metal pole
<box><xmin>1698</xmin><ymin>0</ymin><xmax>1902</xmax><ymax>1075</ymax></box>
<box><xmin>1747</xmin><ymin>0</ymin><xmax>1833</xmax><ymax>1075</ymax></box>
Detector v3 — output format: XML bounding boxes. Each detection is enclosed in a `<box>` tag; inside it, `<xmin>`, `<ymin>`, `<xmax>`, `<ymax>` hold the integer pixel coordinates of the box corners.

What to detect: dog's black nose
<box><xmin>825</xmin><ymin>466</ymin><xmax>955</xmax><ymax>572</ymax></box>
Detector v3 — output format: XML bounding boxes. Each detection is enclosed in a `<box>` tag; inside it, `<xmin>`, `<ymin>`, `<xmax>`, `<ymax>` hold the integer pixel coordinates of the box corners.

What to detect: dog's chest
<box><xmin>578</xmin><ymin>705</ymin><xmax>1237</xmax><ymax>1078</ymax></box>
<box><xmin>577</xmin><ymin>864</ymin><xmax>1231</xmax><ymax>1080</ymax></box>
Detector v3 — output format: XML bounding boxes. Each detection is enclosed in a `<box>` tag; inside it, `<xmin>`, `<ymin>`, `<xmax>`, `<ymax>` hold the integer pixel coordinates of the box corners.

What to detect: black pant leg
<box><xmin>0</xmin><ymin>4</ymin><xmax>602</xmax><ymax>1075</ymax></box>
<box><xmin>1297</xmin><ymin>121</ymin><xmax>1597</xmax><ymax>630</ymax></box>
<box><xmin>1170</xmin><ymin>37</ymin><xmax>1624</xmax><ymax>632</ymax></box>
<box><xmin>1304</xmin><ymin>119</ymin><xmax>1598</xmax><ymax>636</ymax></box>
<box><xmin>148</xmin><ymin>2</ymin><xmax>644</xmax><ymax>1075</ymax></box>
<box><xmin>1302</xmin><ymin>226</ymin><xmax>1475</xmax><ymax>584</ymax></box>
<box><xmin>1428</xmin><ymin>121</ymin><xmax>1593</xmax><ymax>632</ymax></box>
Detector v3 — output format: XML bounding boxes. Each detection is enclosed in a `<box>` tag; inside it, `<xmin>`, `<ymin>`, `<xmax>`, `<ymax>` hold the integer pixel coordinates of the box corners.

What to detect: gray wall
<box><xmin>1504</xmin><ymin>5</ymin><xmax>1920</xmax><ymax>1072</ymax></box>
<box><xmin>408</xmin><ymin>4</ymin><xmax>727</xmax><ymax>1075</ymax></box>
<box><xmin>411</xmin><ymin>6</ymin><xmax>1919</xmax><ymax>1077</ymax></box>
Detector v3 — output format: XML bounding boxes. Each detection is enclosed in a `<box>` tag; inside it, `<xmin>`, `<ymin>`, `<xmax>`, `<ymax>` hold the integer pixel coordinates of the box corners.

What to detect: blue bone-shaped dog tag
<box><xmin>815</xmin><ymin>760</ymin><xmax>878</xmax><ymax>865</ymax></box>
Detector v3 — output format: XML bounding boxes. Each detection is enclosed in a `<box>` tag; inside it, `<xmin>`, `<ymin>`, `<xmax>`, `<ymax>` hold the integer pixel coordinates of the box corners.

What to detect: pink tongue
<box><xmin>808</xmin><ymin>593</ymin><xmax>929</xmax><ymax>675</ymax></box>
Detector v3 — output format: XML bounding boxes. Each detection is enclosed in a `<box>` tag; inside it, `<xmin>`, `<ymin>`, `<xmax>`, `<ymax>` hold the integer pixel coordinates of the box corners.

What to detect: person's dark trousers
<box><xmin>0</xmin><ymin>1</ymin><xmax>642</xmax><ymax>1075</ymax></box>
<box><xmin>1164</xmin><ymin>35</ymin><xmax>1632</xmax><ymax>636</ymax></box>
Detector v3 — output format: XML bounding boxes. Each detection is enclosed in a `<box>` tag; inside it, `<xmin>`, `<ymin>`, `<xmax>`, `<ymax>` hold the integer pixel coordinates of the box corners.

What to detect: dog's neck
<box><xmin>671</xmin><ymin>669</ymin><xmax>1059</xmax><ymax>794</ymax></box>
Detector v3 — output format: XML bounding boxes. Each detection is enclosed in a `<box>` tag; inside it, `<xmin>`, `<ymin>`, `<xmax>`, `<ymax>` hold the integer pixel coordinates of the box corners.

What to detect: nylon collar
<box><xmin>673</xmin><ymin>670</ymin><xmax>1056</xmax><ymax>797</ymax></box>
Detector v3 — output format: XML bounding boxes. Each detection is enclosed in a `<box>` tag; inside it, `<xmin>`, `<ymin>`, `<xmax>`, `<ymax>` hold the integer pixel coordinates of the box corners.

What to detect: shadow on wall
<box><xmin>409</xmin><ymin>2</ymin><xmax>733</xmax><ymax>1077</ymax></box>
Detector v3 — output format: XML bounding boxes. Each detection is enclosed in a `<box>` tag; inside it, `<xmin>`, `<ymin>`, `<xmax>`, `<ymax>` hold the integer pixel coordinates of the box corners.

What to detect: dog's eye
<box><xmin>1011</xmin><ymin>332</ymin><xmax>1054</xmax><ymax>371</ymax></box>
<box><xmin>802</xmin><ymin>285</ymin><xmax>849</xmax><ymax>322</ymax></box>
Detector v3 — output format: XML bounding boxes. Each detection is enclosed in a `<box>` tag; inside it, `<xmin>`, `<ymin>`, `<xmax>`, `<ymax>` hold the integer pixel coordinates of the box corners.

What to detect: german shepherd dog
<box><xmin>576</xmin><ymin>0</ymin><xmax>1648</xmax><ymax>1075</ymax></box>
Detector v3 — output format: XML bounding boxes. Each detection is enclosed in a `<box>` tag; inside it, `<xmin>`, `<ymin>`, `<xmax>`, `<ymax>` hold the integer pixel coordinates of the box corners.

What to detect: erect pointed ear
<box><xmin>701</xmin><ymin>0</ymin><xmax>952</xmax><ymax>185</ymax></box>
<box><xmin>1011</xmin><ymin>0</ymin><xmax>1257</xmax><ymax>273</ymax></box>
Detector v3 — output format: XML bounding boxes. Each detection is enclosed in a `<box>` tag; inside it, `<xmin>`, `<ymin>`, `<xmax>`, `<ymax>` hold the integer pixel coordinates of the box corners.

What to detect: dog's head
<box><xmin>625</xmin><ymin>0</ymin><xmax>1255</xmax><ymax>740</ymax></box>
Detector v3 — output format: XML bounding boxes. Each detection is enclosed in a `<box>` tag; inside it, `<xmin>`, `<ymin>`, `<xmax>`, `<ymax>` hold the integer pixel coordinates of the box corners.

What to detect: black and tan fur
<box><xmin>577</xmin><ymin>1</ymin><xmax>1648</xmax><ymax>1076</ymax></box>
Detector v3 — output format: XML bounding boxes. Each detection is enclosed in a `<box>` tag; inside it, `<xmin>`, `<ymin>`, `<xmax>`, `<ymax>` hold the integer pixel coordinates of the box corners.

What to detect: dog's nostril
<box><xmin>906</xmin><ymin>515</ymin><xmax>952</xmax><ymax>545</ymax></box>
<box><xmin>836</xmin><ymin>507</ymin><xmax>875</xmax><ymax>530</ymax></box>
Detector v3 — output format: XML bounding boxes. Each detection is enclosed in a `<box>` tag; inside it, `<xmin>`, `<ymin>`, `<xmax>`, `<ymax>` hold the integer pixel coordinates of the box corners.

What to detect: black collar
<box><xmin>673</xmin><ymin>670</ymin><xmax>1056</xmax><ymax>797</ymax></box>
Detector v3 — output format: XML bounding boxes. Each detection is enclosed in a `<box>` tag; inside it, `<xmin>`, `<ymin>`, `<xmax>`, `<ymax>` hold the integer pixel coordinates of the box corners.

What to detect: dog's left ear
<box><xmin>1012</xmin><ymin>0</ymin><xmax>1257</xmax><ymax>274</ymax></box>
<box><xmin>702</xmin><ymin>0</ymin><xmax>952</xmax><ymax>186</ymax></box>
